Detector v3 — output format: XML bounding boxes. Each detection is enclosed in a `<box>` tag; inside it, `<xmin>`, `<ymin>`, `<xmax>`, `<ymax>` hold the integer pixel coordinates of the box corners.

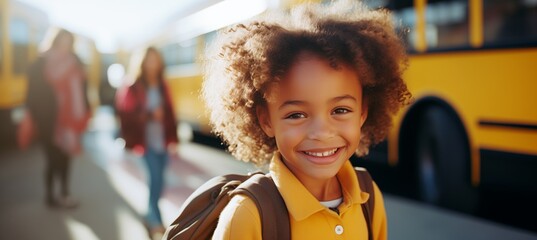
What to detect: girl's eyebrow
<box><xmin>279</xmin><ymin>95</ymin><xmax>357</xmax><ymax>110</ymax></box>
<box><xmin>332</xmin><ymin>94</ymin><xmax>357</xmax><ymax>103</ymax></box>
<box><xmin>279</xmin><ymin>100</ymin><xmax>305</xmax><ymax>110</ymax></box>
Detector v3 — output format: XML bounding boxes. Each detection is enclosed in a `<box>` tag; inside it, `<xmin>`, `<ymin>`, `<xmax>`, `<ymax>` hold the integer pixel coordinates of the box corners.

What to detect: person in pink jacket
<box><xmin>201</xmin><ymin>1</ymin><xmax>411</xmax><ymax>239</ymax></box>
<box><xmin>25</xmin><ymin>29</ymin><xmax>90</xmax><ymax>209</ymax></box>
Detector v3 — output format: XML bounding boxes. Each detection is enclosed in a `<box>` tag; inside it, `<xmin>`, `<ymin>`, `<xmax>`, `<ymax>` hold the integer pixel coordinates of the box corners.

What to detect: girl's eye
<box><xmin>285</xmin><ymin>112</ymin><xmax>306</xmax><ymax>119</ymax></box>
<box><xmin>333</xmin><ymin>108</ymin><xmax>351</xmax><ymax>115</ymax></box>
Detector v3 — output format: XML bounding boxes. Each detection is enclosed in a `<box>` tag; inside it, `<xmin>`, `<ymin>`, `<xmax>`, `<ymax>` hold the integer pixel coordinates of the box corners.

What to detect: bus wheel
<box><xmin>414</xmin><ymin>107</ymin><xmax>478</xmax><ymax>214</ymax></box>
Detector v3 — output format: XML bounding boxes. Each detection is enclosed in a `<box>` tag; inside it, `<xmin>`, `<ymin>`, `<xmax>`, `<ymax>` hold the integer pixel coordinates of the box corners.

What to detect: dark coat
<box><xmin>26</xmin><ymin>56</ymin><xmax>57</xmax><ymax>142</ymax></box>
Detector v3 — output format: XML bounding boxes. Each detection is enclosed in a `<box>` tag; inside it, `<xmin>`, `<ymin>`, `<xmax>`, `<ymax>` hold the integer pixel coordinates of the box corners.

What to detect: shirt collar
<box><xmin>269</xmin><ymin>152</ymin><xmax>369</xmax><ymax>221</ymax></box>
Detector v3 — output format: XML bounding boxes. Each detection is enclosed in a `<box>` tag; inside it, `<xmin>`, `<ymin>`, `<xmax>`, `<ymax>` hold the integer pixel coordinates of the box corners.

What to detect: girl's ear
<box><xmin>360</xmin><ymin>99</ymin><xmax>369</xmax><ymax>128</ymax></box>
<box><xmin>256</xmin><ymin>105</ymin><xmax>275</xmax><ymax>137</ymax></box>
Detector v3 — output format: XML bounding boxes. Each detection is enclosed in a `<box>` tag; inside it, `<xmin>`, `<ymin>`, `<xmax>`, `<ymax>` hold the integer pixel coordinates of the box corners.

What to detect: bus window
<box><xmin>425</xmin><ymin>0</ymin><xmax>469</xmax><ymax>49</ymax></box>
<box><xmin>384</xmin><ymin>1</ymin><xmax>418</xmax><ymax>51</ymax></box>
<box><xmin>161</xmin><ymin>38</ymin><xmax>197</xmax><ymax>67</ymax></box>
<box><xmin>483</xmin><ymin>0</ymin><xmax>537</xmax><ymax>45</ymax></box>
<box><xmin>204</xmin><ymin>30</ymin><xmax>217</xmax><ymax>48</ymax></box>
<box><xmin>178</xmin><ymin>39</ymin><xmax>197</xmax><ymax>65</ymax></box>
<box><xmin>160</xmin><ymin>43</ymin><xmax>176</xmax><ymax>67</ymax></box>
<box><xmin>10</xmin><ymin>18</ymin><xmax>29</xmax><ymax>75</ymax></box>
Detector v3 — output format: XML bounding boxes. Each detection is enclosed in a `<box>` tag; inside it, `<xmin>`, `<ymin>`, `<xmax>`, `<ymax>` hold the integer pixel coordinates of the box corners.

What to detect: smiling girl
<box><xmin>202</xmin><ymin>1</ymin><xmax>411</xmax><ymax>239</ymax></box>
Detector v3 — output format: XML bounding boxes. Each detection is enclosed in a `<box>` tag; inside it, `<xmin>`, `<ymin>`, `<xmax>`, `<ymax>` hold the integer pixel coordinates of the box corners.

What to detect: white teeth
<box><xmin>305</xmin><ymin>148</ymin><xmax>338</xmax><ymax>157</ymax></box>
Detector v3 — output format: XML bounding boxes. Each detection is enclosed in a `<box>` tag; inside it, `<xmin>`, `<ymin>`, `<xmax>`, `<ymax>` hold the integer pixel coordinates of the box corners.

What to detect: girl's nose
<box><xmin>307</xmin><ymin>116</ymin><xmax>336</xmax><ymax>140</ymax></box>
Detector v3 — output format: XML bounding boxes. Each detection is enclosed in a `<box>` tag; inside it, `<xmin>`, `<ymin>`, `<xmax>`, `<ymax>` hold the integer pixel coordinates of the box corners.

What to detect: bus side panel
<box><xmin>167</xmin><ymin>74</ymin><xmax>210</xmax><ymax>133</ymax></box>
<box><xmin>394</xmin><ymin>47</ymin><xmax>537</xmax><ymax>189</ymax></box>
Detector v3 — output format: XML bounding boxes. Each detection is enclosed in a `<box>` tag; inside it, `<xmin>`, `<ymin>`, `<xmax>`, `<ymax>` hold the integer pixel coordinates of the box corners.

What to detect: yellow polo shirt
<box><xmin>212</xmin><ymin>153</ymin><xmax>388</xmax><ymax>240</ymax></box>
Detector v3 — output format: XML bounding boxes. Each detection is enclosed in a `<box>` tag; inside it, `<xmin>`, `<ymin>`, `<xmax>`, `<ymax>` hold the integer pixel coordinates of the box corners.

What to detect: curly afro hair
<box><xmin>202</xmin><ymin>0</ymin><xmax>411</xmax><ymax>165</ymax></box>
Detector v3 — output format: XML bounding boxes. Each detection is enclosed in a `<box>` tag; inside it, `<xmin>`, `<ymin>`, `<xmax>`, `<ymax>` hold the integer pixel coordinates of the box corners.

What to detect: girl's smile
<box><xmin>300</xmin><ymin>147</ymin><xmax>344</xmax><ymax>165</ymax></box>
<box><xmin>303</xmin><ymin>147</ymin><xmax>339</xmax><ymax>158</ymax></box>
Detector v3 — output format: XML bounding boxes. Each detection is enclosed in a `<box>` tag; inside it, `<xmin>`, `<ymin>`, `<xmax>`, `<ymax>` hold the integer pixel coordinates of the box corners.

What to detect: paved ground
<box><xmin>0</xmin><ymin>145</ymin><xmax>147</xmax><ymax>240</ymax></box>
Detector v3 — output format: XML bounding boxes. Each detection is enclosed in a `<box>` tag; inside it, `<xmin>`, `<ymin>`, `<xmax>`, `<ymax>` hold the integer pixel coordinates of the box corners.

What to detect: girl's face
<box><xmin>143</xmin><ymin>50</ymin><xmax>162</xmax><ymax>76</ymax></box>
<box><xmin>259</xmin><ymin>51</ymin><xmax>368</xmax><ymax>184</ymax></box>
<box><xmin>57</xmin><ymin>34</ymin><xmax>74</xmax><ymax>54</ymax></box>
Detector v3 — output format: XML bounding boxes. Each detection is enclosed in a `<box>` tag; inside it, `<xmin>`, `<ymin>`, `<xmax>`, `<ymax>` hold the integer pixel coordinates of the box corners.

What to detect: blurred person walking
<box><xmin>115</xmin><ymin>47</ymin><xmax>178</xmax><ymax>240</ymax></box>
<box><xmin>21</xmin><ymin>28</ymin><xmax>90</xmax><ymax>208</ymax></box>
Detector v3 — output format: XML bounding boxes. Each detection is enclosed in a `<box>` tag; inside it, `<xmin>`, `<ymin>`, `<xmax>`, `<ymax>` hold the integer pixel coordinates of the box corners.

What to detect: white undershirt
<box><xmin>320</xmin><ymin>197</ymin><xmax>343</xmax><ymax>209</ymax></box>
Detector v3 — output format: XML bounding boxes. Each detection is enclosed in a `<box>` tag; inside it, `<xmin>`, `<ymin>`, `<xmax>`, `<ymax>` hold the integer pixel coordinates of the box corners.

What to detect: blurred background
<box><xmin>0</xmin><ymin>0</ymin><xmax>536</xmax><ymax>239</ymax></box>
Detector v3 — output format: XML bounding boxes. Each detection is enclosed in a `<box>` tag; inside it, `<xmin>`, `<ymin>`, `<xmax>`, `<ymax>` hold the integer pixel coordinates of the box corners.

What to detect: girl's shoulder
<box><xmin>221</xmin><ymin>194</ymin><xmax>260</xmax><ymax>222</ymax></box>
<box><xmin>213</xmin><ymin>195</ymin><xmax>262</xmax><ymax>239</ymax></box>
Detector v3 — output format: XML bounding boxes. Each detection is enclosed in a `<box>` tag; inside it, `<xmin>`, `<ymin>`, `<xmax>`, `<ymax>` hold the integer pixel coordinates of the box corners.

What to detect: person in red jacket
<box><xmin>115</xmin><ymin>47</ymin><xmax>178</xmax><ymax>240</ymax></box>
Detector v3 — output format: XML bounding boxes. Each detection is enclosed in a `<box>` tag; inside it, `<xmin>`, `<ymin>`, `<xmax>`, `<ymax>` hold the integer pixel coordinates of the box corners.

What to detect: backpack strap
<box><xmin>355</xmin><ymin>167</ymin><xmax>375</xmax><ymax>240</ymax></box>
<box><xmin>232</xmin><ymin>173</ymin><xmax>290</xmax><ymax>240</ymax></box>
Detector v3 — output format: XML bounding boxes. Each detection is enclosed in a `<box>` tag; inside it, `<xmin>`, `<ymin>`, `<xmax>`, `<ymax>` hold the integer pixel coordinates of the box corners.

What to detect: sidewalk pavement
<box><xmin>0</xmin><ymin>130</ymin><xmax>256</xmax><ymax>240</ymax></box>
<box><xmin>0</xmin><ymin>145</ymin><xmax>148</xmax><ymax>240</ymax></box>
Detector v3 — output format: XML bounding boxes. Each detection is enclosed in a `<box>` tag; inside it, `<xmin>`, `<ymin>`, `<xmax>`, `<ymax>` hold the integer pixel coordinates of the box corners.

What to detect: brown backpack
<box><xmin>163</xmin><ymin>168</ymin><xmax>375</xmax><ymax>240</ymax></box>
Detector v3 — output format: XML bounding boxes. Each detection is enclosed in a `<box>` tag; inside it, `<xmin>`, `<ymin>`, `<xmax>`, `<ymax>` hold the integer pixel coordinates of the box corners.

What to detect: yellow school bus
<box><xmin>0</xmin><ymin>0</ymin><xmax>49</xmax><ymax>149</ymax></box>
<box><xmin>366</xmin><ymin>0</ymin><xmax>537</xmax><ymax>215</ymax></box>
<box><xmin>144</xmin><ymin>0</ymin><xmax>537</xmax><ymax>216</ymax></box>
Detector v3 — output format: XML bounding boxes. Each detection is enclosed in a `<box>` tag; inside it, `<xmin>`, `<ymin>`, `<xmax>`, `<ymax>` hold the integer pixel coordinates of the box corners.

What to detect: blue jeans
<box><xmin>143</xmin><ymin>148</ymin><xmax>168</xmax><ymax>228</ymax></box>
